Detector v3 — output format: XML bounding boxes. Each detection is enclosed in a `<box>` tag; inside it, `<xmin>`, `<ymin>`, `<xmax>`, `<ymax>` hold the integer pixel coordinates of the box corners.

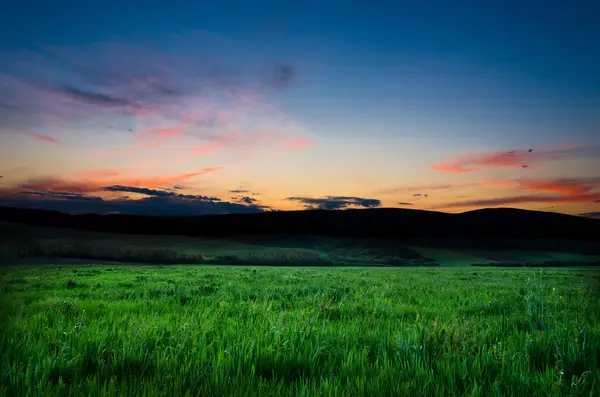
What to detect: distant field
<box><xmin>1</xmin><ymin>265</ymin><xmax>599</xmax><ymax>396</ymax></box>
<box><xmin>410</xmin><ymin>246</ymin><xmax>600</xmax><ymax>267</ymax></box>
<box><xmin>3</xmin><ymin>222</ymin><xmax>600</xmax><ymax>267</ymax></box>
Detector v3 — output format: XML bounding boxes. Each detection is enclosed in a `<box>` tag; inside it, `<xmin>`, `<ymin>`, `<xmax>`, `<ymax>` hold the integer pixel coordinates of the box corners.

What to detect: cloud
<box><xmin>55</xmin><ymin>85</ymin><xmax>139</xmax><ymax>109</ymax></box>
<box><xmin>376</xmin><ymin>182</ymin><xmax>479</xmax><ymax>195</ymax></box>
<box><xmin>20</xmin><ymin>191</ymin><xmax>103</xmax><ymax>201</ymax></box>
<box><xmin>103</xmin><ymin>185</ymin><xmax>221</xmax><ymax>201</ymax></box>
<box><xmin>0</xmin><ymin>164</ymin><xmax>260</xmax><ymax>216</ymax></box>
<box><xmin>6</xmin><ymin>125</ymin><xmax>62</xmax><ymax>145</ymax></box>
<box><xmin>75</xmin><ymin>169</ymin><xmax>123</xmax><ymax>179</ymax></box>
<box><xmin>286</xmin><ymin>196</ymin><xmax>381</xmax><ymax>210</ymax></box>
<box><xmin>489</xmin><ymin>176</ymin><xmax>600</xmax><ymax>196</ymax></box>
<box><xmin>432</xmin><ymin>145</ymin><xmax>600</xmax><ymax>173</ymax></box>
<box><xmin>440</xmin><ymin>193</ymin><xmax>600</xmax><ymax>209</ymax></box>
<box><xmin>0</xmin><ymin>38</ymin><xmax>313</xmax><ymax>160</ymax></box>
<box><xmin>192</xmin><ymin>140</ymin><xmax>230</xmax><ymax>156</ymax></box>
<box><xmin>511</xmin><ymin>176</ymin><xmax>600</xmax><ymax>196</ymax></box>
<box><xmin>230</xmin><ymin>189</ymin><xmax>250</xmax><ymax>193</ymax></box>
<box><xmin>235</xmin><ymin>196</ymin><xmax>257</xmax><ymax>205</ymax></box>
<box><xmin>397</xmin><ymin>202</ymin><xmax>414</xmax><ymax>206</ymax></box>
<box><xmin>580</xmin><ymin>212</ymin><xmax>600</xmax><ymax>219</ymax></box>
<box><xmin>268</xmin><ymin>64</ymin><xmax>295</xmax><ymax>90</ymax></box>
<box><xmin>437</xmin><ymin>175</ymin><xmax>600</xmax><ymax>209</ymax></box>
<box><xmin>0</xmin><ymin>103</ymin><xmax>19</xmax><ymax>110</ymax></box>
<box><xmin>4</xmin><ymin>167</ymin><xmax>222</xmax><ymax>195</ymax></box>
<box><xmin>17</xmin><ymin>178</ymin><xmax>98</xmax><ymax>194</ymax></box>
<box><xmin>138</xmin><ymin>126</ymin><xmax>186</xmax><ymax>138</ymax></box>
<box><xmin>0</xmin><ymin>193</ymin><xmax>265</xmax><ymax>216</ymax></box>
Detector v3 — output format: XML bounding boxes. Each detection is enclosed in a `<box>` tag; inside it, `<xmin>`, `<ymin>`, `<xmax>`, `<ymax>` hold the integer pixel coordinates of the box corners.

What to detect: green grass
<box><xmin>3</xmin><ymin>222</ymin><xmax>600</xmax><ymax>267</ymax></box>
<box><xmin>0</xmin><ymin>223</ymin><xmax>439</xmax><ymax>266</ymax></box>
<box><xmin>1</xmin><ymin>265</ymin><xmax>599</xmax><ymax>396</ymax></box>
<box><xmin>409</xmin><ymin>247</ymin><xmax>494</xmax><ymax>266</ymax></box>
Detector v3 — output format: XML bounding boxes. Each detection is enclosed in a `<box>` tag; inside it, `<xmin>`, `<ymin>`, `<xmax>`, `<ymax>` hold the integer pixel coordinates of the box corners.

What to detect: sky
<box><xmin>0</xmin><ymin>0</ymin><xmax>599</xmax><ymax>217</ymax></box>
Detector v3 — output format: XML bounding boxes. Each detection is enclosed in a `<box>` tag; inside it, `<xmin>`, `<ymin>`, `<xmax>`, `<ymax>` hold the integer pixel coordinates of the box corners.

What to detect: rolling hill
<box><xmin>0</xmin><ymin>206</ymin><xmax>598</xmax><ymax>240</ymax></box>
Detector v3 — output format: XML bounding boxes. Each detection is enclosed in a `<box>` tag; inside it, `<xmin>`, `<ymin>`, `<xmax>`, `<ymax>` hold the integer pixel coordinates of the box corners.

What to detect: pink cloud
<box><xmin>1</xmin><ymin>37</ymin><xmax>313</xmax><ymax>161</ymax></box>
<box><xmin>489</xmin><ymin>176</ymin><xmax>600</xmax><ymax>196</ymax></box>
<box><xmin>432</xmin><ymin>145</ymin><xmax>600</xmax><ymax>173</ymax></box>
<box><xmin>192</xmin><ymin>140</ymin><xmax>230</xmax><ymax>155</ymax></box>
<box><xmin>4</xmin><ymin>167</ymin><xmax>223</xmax><ymax>196</ymax></box>
<box><xmin>438</xmin><ymin>176</ymin><xmax>600</xmax><ymax>209</ymax></box>
<box><xmin>10</xmin><ymin>126</ymin><xmax>62</xmax><ymax>145</ymax></box>
<box><xmin>432</xmin><ymin>149</ymin><xmax>531</xmax><ymax>173</ymax></box>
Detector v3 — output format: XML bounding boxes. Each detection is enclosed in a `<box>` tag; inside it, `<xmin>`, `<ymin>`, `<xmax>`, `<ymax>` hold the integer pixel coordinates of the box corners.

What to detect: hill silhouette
<box><xmin>0</xmin><ymin>206</ymin><xmax>598</xmax><ymax>241</ymax></box>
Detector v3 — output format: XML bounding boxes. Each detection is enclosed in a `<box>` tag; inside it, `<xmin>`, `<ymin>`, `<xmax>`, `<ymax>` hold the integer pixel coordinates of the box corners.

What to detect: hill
<box><xmin>0</xmin><ymin>206</ymin><xmax>598</xmax><ymax>240</ymax></box>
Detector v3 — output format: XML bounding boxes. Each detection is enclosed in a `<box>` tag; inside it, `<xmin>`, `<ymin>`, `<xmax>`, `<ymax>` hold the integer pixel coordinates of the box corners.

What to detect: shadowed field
<box><xmin>1</xmin><ymin>265</ymin><xmax>599</xmax><ymax>396</ymax></box>
<box><xmin>2</xmin><ymin>222</ymin><xmax>600</xmax><ymax>267</ymax></box>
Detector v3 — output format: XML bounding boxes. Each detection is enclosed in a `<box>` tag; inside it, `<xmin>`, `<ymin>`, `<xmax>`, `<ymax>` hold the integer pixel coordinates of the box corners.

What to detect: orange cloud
<box><xmin>120</xmin><ymin>167</ymin><xmax>223</xmax><ymax>188</ymax></box>
<box><xmin>5</xmin><ymin>167</ymin><xmax>223</xmax><ymax>196</ymax></box>
<box><xmin>192</xmin><ymin>140</ymin><xmax>229</xmax><ymax>155</ymax></box>
<box><xmin>489</xmin><ymin>176</ymin><xmax>600</xmax><ymax>196</ymax></box>
<box><xmin>439</xmin><ymin>193</ymin><xmax>600</xmax><ymax>209</ymax></box>
<box><xmin>18</xmin><ymin>178</ymin><xmax>99</xmax><ymax>194</ymax></box>
<box><xmin>75</xmin><ymin>169</ymin><xmax>124</xmax><ymax>179</ymax></box>
<box><xmin>438</xmin><ymin>176</ymin><xmax>600</xmax><ymax>209</ymax></box>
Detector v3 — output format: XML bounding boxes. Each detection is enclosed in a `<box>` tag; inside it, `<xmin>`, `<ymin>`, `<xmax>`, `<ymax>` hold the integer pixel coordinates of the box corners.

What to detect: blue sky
<box><xmin>0</xmin><ymin>0</ymin><xmax>599</xmax><ymax>215</ymax></box>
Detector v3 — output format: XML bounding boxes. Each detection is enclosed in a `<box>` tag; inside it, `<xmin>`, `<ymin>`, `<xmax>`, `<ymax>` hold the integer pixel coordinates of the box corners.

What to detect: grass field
<box><xmin>1</xmin><ymin>265</ymin><xmax>599</xmax><ymax>396</ymax></box>
<box><xmin>3</xmin><ymin>222</ymin><xmax>600</xmax><ymax>267</ymax></box>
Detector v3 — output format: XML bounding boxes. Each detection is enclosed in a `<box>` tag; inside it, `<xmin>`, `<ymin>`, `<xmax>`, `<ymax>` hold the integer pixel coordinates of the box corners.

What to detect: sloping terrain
<box><xmin>2</xmin><ymin>221</ymin><xmax>600</xmax><ymax>266</ymax></box>
<box><xmin>1</xmin><ymin>206</ymin><xmax>599</xmax><ymax>240</ymax></box>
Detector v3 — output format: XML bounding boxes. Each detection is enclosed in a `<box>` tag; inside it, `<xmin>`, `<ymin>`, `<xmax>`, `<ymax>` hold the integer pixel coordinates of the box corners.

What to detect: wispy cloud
<box><xmin>0</xmin><ymin>165</ymin><xmax>258</xmax><ymax>216</ymax></box>
<box><xmin>5</xmin><ymin>125</ymin><xmax>62</xmax><ymax>145</ymax></box>
<box><xmin>432</xmin><ymin>146</ymin><xmax>600</xmax><ymax>173</ymax></box>
<box><xmin>397</xmin><ymin>202</ymin><xmax>414</xmax><ymax>206</ymax></box>
<box><xmin>1</xmin><ymin>36</ymin><xmax>313</xmax><ymax>159</ymax></box>
<box><xmin>75</xmin><ymin>169</ymin><xmax>124</xmax><ymax>179</ymax></box>
<box><xmin>286</xmin><ymin>196</ymin><xmax>381</xmax><ymax>210</ymax></box>
<box><xmin>20</xmin><ymin>191</ymin><xmax>103</xmax><ymax>201</ymax></box>
<box><xmin>376</xmin><ymin>182</ymin><xmax>479</xmax><ymax>195</ymax></box>
<box><xmin>438</xmin><ymin>175</ymin><xmax>600</xmax><ymax>209</ymax></box>
<box><xmin>440</xmin><ymin>193</ymin><xmax>600</xmax><ymax>209</ymax></box>
<box><xmin>55</xmin><ymin>85</ymin><xmax>140</xmax><ymax>109</ymax></box>
<box><xmin>492</xmin><ymin>176</ymin><xmax>600</xmax><ymax>196</ymax></box>
<box><xmin>5</xmin><ymin>167</ymin><xmax>222</xmax><ymax>195</ymax></box>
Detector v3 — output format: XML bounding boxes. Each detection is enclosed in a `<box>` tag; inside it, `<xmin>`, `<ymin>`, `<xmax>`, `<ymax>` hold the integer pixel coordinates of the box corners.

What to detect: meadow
<box><xmin>3</xmin><ymin>222</ymin><xmax>600</xmax><ymax>267</ymax></box>
<box><xmin>1</xmin><ymin>265</ymin><xmax>599</xmax><ymax>396</ymax></box>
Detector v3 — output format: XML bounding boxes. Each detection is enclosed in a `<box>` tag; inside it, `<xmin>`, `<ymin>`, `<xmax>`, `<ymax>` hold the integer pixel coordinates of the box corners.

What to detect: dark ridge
<box><xmin>0</xmin><ymin>206</ymin><xmax>598</xmax><ymax>240</ymax></box>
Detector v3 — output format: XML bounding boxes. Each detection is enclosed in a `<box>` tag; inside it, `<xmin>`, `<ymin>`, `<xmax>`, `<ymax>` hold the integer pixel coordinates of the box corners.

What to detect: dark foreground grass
<box><xmin>1</xmin><ymin>266</ymin><xmax>599</xmax><ymax>396</ymax></box>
